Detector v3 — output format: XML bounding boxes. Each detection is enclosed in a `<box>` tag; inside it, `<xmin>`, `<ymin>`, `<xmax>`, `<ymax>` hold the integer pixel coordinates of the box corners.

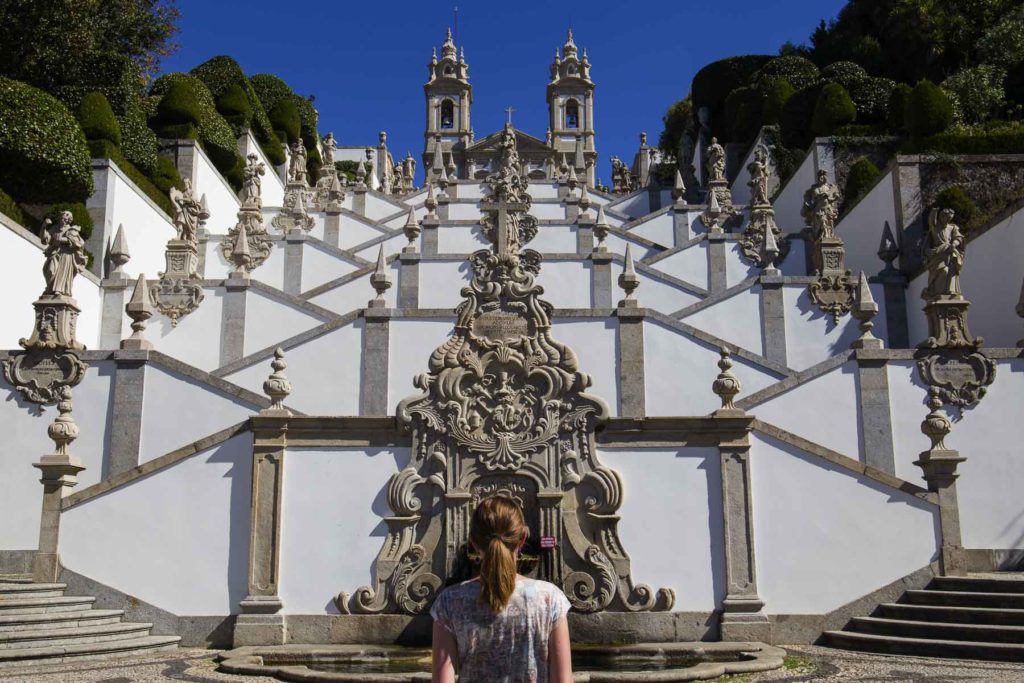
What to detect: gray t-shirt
<box><xmin>430</xmin><ymin>577</ymin><xmax>571</xmax><ymax>683</ymax></box>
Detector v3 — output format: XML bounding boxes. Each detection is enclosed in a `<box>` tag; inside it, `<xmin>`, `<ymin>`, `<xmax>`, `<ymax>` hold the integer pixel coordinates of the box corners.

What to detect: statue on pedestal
<box><xmin>241</xmin><ymin>154</ymin><xmax>266</xmax><ymax>208</ymax></box>
<box><xmin>802</xmin><ymin>170</ymin><xmax>841</xmax><ymax>240</ymax></box>
<box><xmin>706</xmin><ymin>137</ymin><xmax>726</xmax><ymax>184</ymax></box>
<box><xmin>41</xmin><ymin>212</ymin><xmax>87</xmax><ymax>298</ymax></box>
<box><xmin>289</xmin><ymin>139</ymin><xmax>308</xmax><ymax>186</ymax></box>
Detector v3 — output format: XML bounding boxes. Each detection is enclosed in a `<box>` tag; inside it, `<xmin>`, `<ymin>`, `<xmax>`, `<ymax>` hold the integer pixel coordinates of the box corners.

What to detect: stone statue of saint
<box><xmin>241</xmin><ymin>153</ymin><xmax>266</xmax><ymax>208</ymax></box>
<box><xmin>289</xmin><ymin>140</ymin><xmax>308</xmax><ymax>185</ymax></box>
<box><xmin>747</xmin><ymin>145</ymin><xmax>770</xmax><ymax>206</ymax></box>
<box><xmin>801</xmin><ymin>170</ymin><xmax>841</xmax><ymax>239</ymax></box>
<box><xmin>403</xmin><ymin>154</ymin><xmax>416</xmax><ymax>190</ymax></box>
<box><xmin>41</xmin><ymin>211</ymin><xmax>87</xmax><ymax>297</ymax></box>
<box><xmin>706</xmin><ymin>137</ymin><xmax>726</xmax><ymax>184</ymax></box>
<box><xmin>322</xmin><ymin>132</ymin><xmax>336</xmax><ymax>166</ymax></box>
<box><xmin>923</xmin><ymin>208</ymin><xmax>965</xmax><ymax>300</ymax></box>
<box><xmin>169</xmin><ymin>179</ymin><xmax>204</xmax><ymax>245</ymax></box>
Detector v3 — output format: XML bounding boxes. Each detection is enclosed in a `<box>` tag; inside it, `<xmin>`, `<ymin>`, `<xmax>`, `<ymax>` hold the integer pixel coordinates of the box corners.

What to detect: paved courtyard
<box><xmin>2</xmin><ymin>646</ymin><xmax>1024</xmax><ymax>682</ymax></box>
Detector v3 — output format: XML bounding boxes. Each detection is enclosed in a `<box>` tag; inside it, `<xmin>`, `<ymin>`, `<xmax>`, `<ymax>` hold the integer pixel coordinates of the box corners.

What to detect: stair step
<box><xmin>0</xmin><ymin>609</ymin><xmax>124</xmax><ymax>633</ymax></box>
<box><xmin>0</xmin><ymin>596</ymin><xmax>95</xmax><ymax>615</ymax></box>
<box><xmin>932</xmin><ymin>576</ymin><xmax>1024</xmax><ymax>594</ymax></box>
<box><xmin>878</xmin><ymin>602</ymin><xmax>1024</xmax><ymax>626</ymax></box>
<box><xmin>851</xmin><ymin>616</ymin><xmax>1024</xmax><ymax>644</ymax></box>
<box><xmin>0</xmin><ymin>634</ymin><xmax>180</xmax><ymax>667</ymax></box>
<box><xmin>905</xmin><ymin>589</ymin><xmax>1024</xmax><ymax>609</ymax></box>
<box><xmin>825</xmin><ymin>629</ymin><xmax>1024</xmax><ymax>662</ymax></box>
<box><xmin>0</xmin><ymin>584</ymin><xmax>66</xmax><ymax>599</ymax></box>
<box><xmin>0</xmin><ymin>622</ymin><xmax>153</xmax><ymax>650</ymax></box>
<box><xmin>0</xmin><ymin>576</ymin><xmax>31</xmax><ymax>584</ymax></box>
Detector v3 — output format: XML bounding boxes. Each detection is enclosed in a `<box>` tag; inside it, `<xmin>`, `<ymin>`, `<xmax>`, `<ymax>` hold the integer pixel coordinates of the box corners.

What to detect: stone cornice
<box><xmin>251</xmin><ymin>415</ymin><xmax>409</xmax><ymax>448</ymax></box>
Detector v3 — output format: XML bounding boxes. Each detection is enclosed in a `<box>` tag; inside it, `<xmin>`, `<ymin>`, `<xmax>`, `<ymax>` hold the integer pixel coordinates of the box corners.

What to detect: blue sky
<box><xmin>162</xmin><ymin>0</ymin><xmax>846</xmax><ymax>182</ymax></box>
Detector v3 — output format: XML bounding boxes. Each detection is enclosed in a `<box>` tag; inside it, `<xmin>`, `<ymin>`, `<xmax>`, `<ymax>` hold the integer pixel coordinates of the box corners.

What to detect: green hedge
<box><xmin>820</xmin><ymin>61</ymin><xmax>868</xmax><ymax>90</ymax></box>
<box><xmin>753</xmin><ymin>55</ymin><xmax>820</xmax><ymax>92</ymax></box>
<box><xmin>843</xmin><ymin>157</ymin><xmax>882</xmax><ymax>210</ymax></box>
<box><xmin>0</xmin><ymin>77</ymin><xmax>93</xmax><ymax>203</ymax></box>
<box><xmin>812</xmin><ymin>83</ymin><xmax>857</xmax><ymax>136</ymax></box>
<box><xmin>780</xmin><ymin>83</ymin><xmax>824</xmax><ymax>149</ymax></box>
<box><xmin>761</xmin><ymin>78</ymin><xmax>794</xmax><ymax>125</ymax></box>
<box><xmin>89</xmin><ymin>139</ymin><xmax>175</xmax><ymax>216</ymax></box>
<box><xmin>153</xmin><ymin>80</ymin><xmax>202</xmax><ymax>126</ymax></box>
<box><xmin>260</xmin><ymin>133</ymin><xmax>287</xmax><ymax>166</ymax></box>
<box><xmin>690</xmin><ymin>55</ymin><xmax>773</xmax><ymax>138</ymax></box>
<box><xmin>887</xmin><ymin>83</ymin><xmax>913</xmax><ymax>132</ymax></box>
<box><xmin>44</xmin><ymin>202</ymin><xmax>94</xmax><ymax>242</ymax></box>
<box><xmin>724</xmin><ymin>86</ymin><xmax>764</xmax><ymax>141</ymax></box>
<box><xmin>906</xmin><ymin>80</ymin><xmax>954</xmax><ymax>138</ymax></box>
<box><xmin>941</xmin><ymin>64</ymin><xmax>1007</xmax><ymax>124</ymax></box>
<box><xmin>850</xmin><ymin>77</ymin><xmax>896</xmax><ymax>123</ymax></box>
<box><xmin>192</xmin><ymin>56</ymin><xmax>276</xmax><ymax>144</ymax></box>
<box><xmin>0</xmin><ymin>186</ymin><xmax>28</xmax><ymax>226</ymax></box>
<box><xmin>77</xmin><ymin>91</ymin><xmax>122</xmax><ymax>146</ymax></box>
<box><xmin>151</xmin><ymin>154</ymin><xmax>183</xmax><ymax>196</ymax></box>
<box><xmin>903</xmin><ymin>121</ymin><xmax>1024</xmax><ymax>154</ymax></box>
<box><xmin>250</xmin><ymin>74</ymin><xmax>294</xmax><ymax>119</ymax></box>
<box><xmin>933</xmin><ymin>186</ymin><xmax>977</xmax><ymax>228</ymax></box>
<box><xmin>268</xmin><ymin>98</ymin><xmax>300</xmax><ymax>144</ymax></box>
<box><xmin>216</xmin><ymin>83</ymin><xmax>252</xmax><ymax>129</ymax></box>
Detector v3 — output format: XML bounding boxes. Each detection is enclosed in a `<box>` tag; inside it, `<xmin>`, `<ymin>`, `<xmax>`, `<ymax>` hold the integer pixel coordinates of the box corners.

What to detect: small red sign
<box><xmin>540</xmin><ymin>536</ymin><xmax>557</xmax><ymax>549</ymax></box>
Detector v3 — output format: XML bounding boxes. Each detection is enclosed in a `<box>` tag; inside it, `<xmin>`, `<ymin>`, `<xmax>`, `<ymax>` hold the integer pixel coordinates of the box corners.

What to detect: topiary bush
<box><xmin>250</xmin><ymin>74</ymin><xmax>294</xmax><ymax>119</ymax></box>
<box><xmin>850</xmin><ymin>77</ymin><xmax>896</xmax><ymax>124</ymax></box>
<box><xmin>268</xmin><ymin>97</ymin><xmax>300</xmax><ymax>143</ymax></box>
<box><xmin>887</xmin><ymin>83</ymin><xmax>913</xmax><ymax>132</ymax></box>
<box><xmin>933</xmin><ymin>186</ymin><xmax>977</xmax><ymax>228</ymax></box>
<box><xmin>192</xmin><ymin>56</ymin><xmax>275</xmax><ymax>143</ymax></box>
<box><xmin>761</xmin><ymin>78</ymin><xmax>794</xmax><ymax>125</ymax></box>
<box><xmin>0</xmin><ymin>186</ymin><xmax>27</xmax><ymax>225</ymax></box>
<box><xmin>261</xmin><ymin>132</ymin><xmax>287</xmax><ymax>166</ymax></box>
<box><xmin>754</xmin><ymin>55</ymin><xmax>820</xmax><ymax>92</ymax></box>
<box><xmin>821</xmin><ymin>61</ymin><xmax>869</xmax><ymax>91</ymax></box>
<box><xmin>813</xmin><ymin>83</ymin><xmax>857</xmax><ymax>136</ymax></box>
<box><xmin>905</xmin><ymin>80</ymin><xmax>954</xmax><ymax>138</ymax></box>
<box><xmin>941</xmin><ymin>64</ymin><xmax>1007</xmax><ymax>124</ymax></box>
<box><xmin>76</xmin><ymin>91</ymin><xmax>122</xmax><ymax>146</ymax></box>
<box><xmin>690</xmin><ymin>55</ymin><xmax>773</xmax><ymax>139</ymax></box>
<box><xmin>724</xmin><ymin>86</ymin><xmax>764</xmax><ymax>142</ymax></box>
<box><xmin>780</xmin><ymin>83</ymin><xmax>824</xmax><ymax>149</ymax></box>
<box><xmin>843</xmin><ymin>157</ymin><xmax>882</xmax><ymax>209</ymax></box>
<box><xmin>904</xmin><ymin>120</ymin><xmax>1024</xmax><ymax>154</ymax></box>
<box><xmin>153</xmin><ymin>79</ymin><xmax>203</xmax><ymax>126</ymax></box>
<box><xmin>44</xmin><ymin>202</ymin><xmax>94</xmax><ymax>241</ymax></box>
<box><xmin>151</xmin><ymin>154</ymin><xmax>182</xmax><ymax>195</ymax></box>
<box><xmin>216</xmin><ymin>83</ymin><xmax>253</xmax><ymax>130</ymax></box>
<box><xmin>0</xmin><ymin>77</ymin><xmax>93</xmax><ymax>203</ymax></box>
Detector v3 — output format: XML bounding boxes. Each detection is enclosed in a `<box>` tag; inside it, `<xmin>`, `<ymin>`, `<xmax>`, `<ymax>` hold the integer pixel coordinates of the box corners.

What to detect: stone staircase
<box><xmin>0</xmin><ymin>576</ymin><xmax>179</xmax><ymax>667</ymax></box>
<box><xmin>826</xmin><ymin>574</ymin><xmax>1024</xmax><ymax>661</ymax></box>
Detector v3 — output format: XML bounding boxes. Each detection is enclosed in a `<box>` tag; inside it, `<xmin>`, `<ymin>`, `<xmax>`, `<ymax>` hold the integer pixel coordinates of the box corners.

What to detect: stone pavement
<box><xmin>2</xmin><ymin>645</ymin><xmax>1024</xmax><ymax>682</ymax></box>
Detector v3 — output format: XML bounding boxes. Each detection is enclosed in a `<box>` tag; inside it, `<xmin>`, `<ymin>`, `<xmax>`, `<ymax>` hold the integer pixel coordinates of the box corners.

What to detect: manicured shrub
<box><xmin>0</xmin><ymin>77</ymin><xmax>93</xmax><ymax>203</ymax></box>
<box><xmin>780</xmin><ymin>83</ymin><xmax>824</xmax><ymax>149</ymax></box>
<box><xmin>821</xmin><ymin>61</ymin><xmax>869</xmax><ymax>91</ymax></box>
<box><xmin>933</xmin><ymin>186</ymin><xmax>976</xmax><ymax>228</ymax></box>
<box><xmin>268</xmin><ymin>97</ymin><xmax>301</xmax><ymax>143</ymax></box>
<box><xmin>761</xmin><ymin>78</ymin><xmax>794</xmax><ymax>125</ymax></box>
<box><xmin>850</xmin><ymin>77</ymin><xmax>896</xmax><ymax>123</ymax></box>
<box><xmin>153</xmin><ymin>80</ymin><xmax>203</xmax><ymax>126</ymax></box>
<box><xmin>250</xmin><ymin>74</ymin><xmax>294</xmax><ymax>118</ymax></box>
<box><xmin>76</xmin><ymin>91</ymin><xmax>122</xmax><ymax>146</ymax></box>
<box><xmin>887</xmin><ymin>83</ymin><xmax>913</xmax><ymax>132</ymax></box>
<box><xmin>261</xmin><ymin>132</ymin><xmax>287</xmax><ymax>166</ymax></box>
<box><xmin>941</xmin><ymin>65</ymin><xmax>1007</xmax><ymax>124</ymax></box>
<box><xmin>193</xmin><ymin>56</ymin><xmax>275</xmax><ymax>142</ymax></box>
<box><xmin>690</xmin><ymin>55</ymin><xmax>773</xmax><ymax>138</ymax></box>
<box><xmin>905</xmin><ymin>80</ymin><xmax>954</xmax><ymax>138</ymax></box>
<box><xmin>724</xmin><ymin>86</ymin><xmax>764</xmax><ymax>141</ymax></box>
<box><xmin>216</xmin><ymin>83</ymin><xmax>253</xmax><ymax>129</ymax></box>
<box><xmin>44</xmin><ymin>202</ymin><xmax>94</xmax><ymax>241</ymax></box>
<box><xmin>754</xmin><ymin>55</ymin><xmax>820</xmax><ymax>92</ymax></box>
<box><xmin>905</xmin><ymin>121</ymin><xmax>1024</xmax><ymax>154</ymax></box>
<box><xmin>0</xmin><ymin>186</ymin><xmax>27</xmax><ymax>225</ymax></box>
<box><xmin>843</xmin><ymin>158</ymin><xmax>882</xmax><ymax>208</ymax></box>
<box><xmin>812</xmin><ymin>83</ymin><xmax>857</xmax><ymax>136</ymax></box>
<box><xmin>151</xmin><ymin>154</ymin><xmax>182</xmax><ymax>195</ymax></box>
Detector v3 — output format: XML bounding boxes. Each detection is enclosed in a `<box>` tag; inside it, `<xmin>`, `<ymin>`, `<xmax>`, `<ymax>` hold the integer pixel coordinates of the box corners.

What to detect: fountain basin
<box><xmin>218</xmin><ymin>641</ymin><xmax>785</xmax><ymax>682</ymax></box>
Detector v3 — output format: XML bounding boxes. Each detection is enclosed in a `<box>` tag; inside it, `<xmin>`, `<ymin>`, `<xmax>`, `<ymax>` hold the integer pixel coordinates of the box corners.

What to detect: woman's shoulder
<box><xmin>519</xmin><ymin>578</ymin><xmax>568</xmax><ymax>600</ymax></box>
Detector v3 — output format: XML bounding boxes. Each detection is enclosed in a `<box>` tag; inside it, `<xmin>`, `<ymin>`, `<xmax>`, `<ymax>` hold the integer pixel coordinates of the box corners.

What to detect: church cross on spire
<box><xmin>505</xmin><ymin>106</ymin><xmax>516</xmax><ymax>125</ymax></box>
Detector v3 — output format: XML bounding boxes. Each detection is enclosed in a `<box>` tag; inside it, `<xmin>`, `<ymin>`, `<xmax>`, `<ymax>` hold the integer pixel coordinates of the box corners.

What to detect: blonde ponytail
<box><xmin>469</xmin><ymin>496</ymin><xmax>527</xmax><ymax>613</ymax></box>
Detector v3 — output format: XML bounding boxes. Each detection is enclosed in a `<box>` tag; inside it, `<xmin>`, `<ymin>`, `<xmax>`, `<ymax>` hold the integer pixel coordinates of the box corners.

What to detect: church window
<box><xmin>444</xmin><ymin>65</ymin><xmax>454</xmax><ymax>76</ymax></box>
<box><xmin>441</xmin><ymin>99</ymin><xmax>455</xmax><ymax>129</ymax></box>
<box><xmin>565</xmin><ymin>99</ymin><xmax>579</xmax><ymax>129</ymax></box>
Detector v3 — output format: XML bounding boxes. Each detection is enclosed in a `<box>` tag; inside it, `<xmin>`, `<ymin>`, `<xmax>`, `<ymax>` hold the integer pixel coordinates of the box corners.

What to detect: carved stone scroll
<box><xmin>337</xmin><ymin>124</ymin><xmax>674</xmax><ymax>616</ymax></box>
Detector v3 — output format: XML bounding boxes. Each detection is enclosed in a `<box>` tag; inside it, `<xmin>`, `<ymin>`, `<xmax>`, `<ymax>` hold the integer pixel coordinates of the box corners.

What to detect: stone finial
<box><xmin>567</xmin><ymin>164</ymin><xmax>579</xmax><ymax>190</ymax></box>
<box><xmin>108</xmin><ymin>224</ymin><xmax>130</xmax><ymax>278</ymax></box>
<box><xmin>594</xmin><ymin>205</ymin><xmax>610</xmax><ymax>247</ymax></box>
<box><xmin>851</xmin><ymin>272</ymin><xmax>882</xmax><ymax>350</ymax></box>
<box><xmin>878</xmin><ymin>221</ymin><xmax>900</xmax><ymax>273</ymax></box>
<box><xmin>230</xmin><ymin>221</ymin><xmax>252</xmax><ymax>278</ymax></box>
<box><xmin>446</xmin><ymin>150</ymin><xmax>457</xmax><ymax>178</ymax></box>
<box><xmin>639</xmin><ymin>131</ymin><xmax>648</xmax><ymax>147</ymax></box>
<box><xmin>921</xmin><ymin>388</ymin><xmax>951</xmax><ymax>452</ymax></box>
<box><xmin>369</xmin><ymin>246</ymin><xmax>391</xmax><ymax>308</ymax></box>
<box><xmin>45</xmin><ymin>385</ymin><xmax>79</xmax><ymax>456</ymax></box>
<box><xmin>711</xmin><ymin>347</ymin><xmax>743</xmax><ymax>415</ymax></box>
<box><xmin>424</xmin><ymin>181</ymin><xmax>438</xmax><ymax>218</ymax></box>
<box><xmin>355</xmin><ymin>159</ymin><xmax>367</xmax><ymax>185</ymax></box>
<box><xmin>437</xmin><ymin>164</ymin><xmax>450</xmax><ymax>191</ymax></box>
<box><xmin>403</xmin><ymin>208</ymin><xmax>420</xmax><ymax>249</ymax></box>
<box><xmin>578</xmin><ymin>183</ymin><xmax>592</xmax><ymax>218</ymax></box>
<box><xmin>122</xmin><ymin>274</ymin><xmax>153</xmax><ymax>350</ymax></box>
<box><xmin>703</xmin><ymin>187</ymin><xmax>723</xmax><ymax>233</ymax></box>
<box><xmin>761</xmin><ymin>219</ymin><xmax>780</xmax><ymax>276</ymax></box>
<box><xmin>617</xmin><ymin>245</ymin><xmax>639</xmax><ymax>307</ymax></box>
<box><xmin>672</xmin><ymin>169</ymin><xmax>686</xmax><ymax>204</ymax></box>
<box><xmin>261</xmin><ymin>347</ymin><xmax>292</xmax><ymax>416</ymax></box>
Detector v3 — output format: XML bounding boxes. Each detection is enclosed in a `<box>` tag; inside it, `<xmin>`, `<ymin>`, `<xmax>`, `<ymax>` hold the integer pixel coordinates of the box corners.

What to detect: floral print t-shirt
<box><xmin>430</xmin><ymin>577</ymin><xmax>571</xmax><ymax>683</ymax></box>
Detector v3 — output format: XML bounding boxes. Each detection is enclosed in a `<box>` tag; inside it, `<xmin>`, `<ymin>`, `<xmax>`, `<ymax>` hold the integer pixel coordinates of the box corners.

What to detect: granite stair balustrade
<box><xmin>0</xmin><ymin>580</ymin><xmax>179</xmax><ymax>667</ymax></box>
<box><xmin>826</xmin><ymin>574</ymin><xmax>1024</xmax><ymax>661</ymax></box>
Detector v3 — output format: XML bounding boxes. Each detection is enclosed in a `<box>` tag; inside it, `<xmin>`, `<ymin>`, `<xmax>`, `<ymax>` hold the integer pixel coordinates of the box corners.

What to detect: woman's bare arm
<box><xmin>431</xmin><ymin>621</ymin><xmax>457</xmax><ymax>683</ymax></box>
<box><xmin>547</xmin><ymin>616</ymin><xmax>573</xmax><ymax>682</ymax></box>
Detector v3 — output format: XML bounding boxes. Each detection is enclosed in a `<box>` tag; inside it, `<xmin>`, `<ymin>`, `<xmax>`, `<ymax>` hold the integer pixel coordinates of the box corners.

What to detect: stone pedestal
<box><xmin>398</xmin><ymin>248</ymin><xmax>420</xmax><ymax>309</ymax></box>
<box><xmin>164</xmin><ymin>240</ymin><xmax>199</xmax><ymax>279</ymax></box>
<box><xmin>31</xmin><ymin>454</ymin><xmax>84</xmax><ymax>583</ymax></box>
<box><xmin>809</xmin><ymin>235</ymin><xmax>855</xmax><ymax>323</ymax></box>
<box><xmin>916</xmin><ymin>448</ymin><xmax>967</xmax><ymax>576</ymax></box>
<box><xmin>921</xmin><ymin>298</ymin><xmax>979</xmax><ymax>350</ymax></box>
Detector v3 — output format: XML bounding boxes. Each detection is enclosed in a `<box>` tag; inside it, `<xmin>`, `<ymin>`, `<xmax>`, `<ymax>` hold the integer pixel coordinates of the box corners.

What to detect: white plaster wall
<box><xmin>0</xmin><ymin>362</ymin><xmax>114</xmax><ymax>550</ymax></box>
<box><xmin>772</xmin><ymin>151</ymin><xmax>814</xmax><ymax>237</ymax></box>
<box><xmin>457</xmin><ymin>184</ymin><xmax>487</xmax><ymax>199</ymax></box>
<box><xmin>535</xmin><ymin>261</ymin><xmax>592</xmax><ymax>308</ymax></box>
<box><xmin>725</xmin><ymin>243</ymin><xmax>758</xmax><ymax>288</ymax></box>
<box><xmin>644</xmin><ymin>321</ymin><xmax>781</xmax><ymax>416</ymax></box>
<box><xmin>682</xmin><ymin>286</ymin><xmax>765</xmax><ymax>357</ymax></box>
<box><xmin>387</xmin><ymin>319</ymin><xmax>454</xmax><ymax>411</ymax></box>
<box><xmin>76</xmin><ymin>269</ymin><xmax>102</xmax><ymax>351</ymax></box>
<box><xmin>447</xmin><ymin>203</ymin><xmax>482</xmax><ymax>221</ymax></box>
<box><xmin>437</xmin><ymin>226</ymin><xmax>488</xmax><ymax>253</ymax></box>
<box><xmin>778</xmin><ymin>237</ymin><xmax>807</xmax><ymax>277</ymax></box>
<box><xmin>355</xmin><ymin>234</ymin><xmax>407</xmax><ymax>262</ymax></box>
<box><xmin>224</xmin><ymin>322</ymin><xmax>363</xmax><ymax>415</ymax></box>
<box><xmin>193</xmin><ymin>148</ymin><xmax>241</xmax><ymax>238</ymax></box>
<box><xmin>751</xmin><ymin>432</ymin><xmax>939</xmax><ymax>613</ymax></box>
<box><xmin>248</xmin><ymin>242</ymin><xmax>286</xmax><ymax>291</ymax></box>
<box><xmin>906</xmin><ymin>272</ymin><xmax>928</xmax><ymax>348</ymax></box>
<box><xmin>526</xmin><ymin>183</ymin><xmax>559</xmax><ymax>200</ymax></box>
<box><xmin>301</xmin><ymin>243</ymin><xmax>358</xmax><ymax>293</ymax></box>
<box><xmin>529</xmin><ymin>224</ymin><xmax>578</xmax><ymax>253</ymax></box>
<box><xmin>238</xmin><ymin>132</ymin><xmax>285</xmax><ymax>208</ymax></box>
<box><xmin>530</xmin><ymin>203</ymin><xmax>568</xmax><ymax>221</ymax></box>
<box><xmin>754</xmin><ymin>361</ymin><xmax>862</xmax><ymax>459</ymax></box>
<box><xmin>628</xmin><ymin>212</ymin><xmax>674</xmax><ymax>248</ymax></box>
<box><xmin>244</xmin><ymin>291</ymin><xmax>324</xmax><ymax>356</ymax></box>
<box><xmin>202</xmin><ymin>239</ymin><xmax>231</xmax><ymax>281</ymax></box>
<box><xmin>889</xmin><ymin>358</ymin><xmax>1024</xmax><ymax>549</ymax></box>
<box><xmin>98</xmin><ymin>164</ymin><xmax>177</xmax><ymax>281</ymax></box>
<box><xmin>959</xmin><ymin>208</ymin><xmax>1024</xmax><ymax>348</ymax></box>
<box><xmin>383</xmin><ymin>205</ymin><xmax>427</xmax><ymax>229</ymax></box>
<box><xmin>783</xmin><ymin>284</ymin><xmax>888</xmax><ymax>370</ymax></box>
<box><xmin>634</xmin><ymin>270</ymin><xmax>699</xmax><ymax>314</ymax></box>
<box><xmin>149</xmin><ymin>286</ymin><xmax>224</xmax><ymax>371</ymax></box>
<box><xmin>609</xmin><ymin>192</ymin><xmax>649</xmax><ymax>218</ymax></box>
<box><xmin>603</xmin><ymin>233</ymin><xmax>660</xmax><ymax>262</ymax></box>
<box><xmin>0</xmin><ymin>221</ymin><xmax>48</xmax><ymax>349</ymax></box>
<box><xmin>363</xmin><ymin>194</ymin><xmax>404</xmax><ymax>221</ymax></box>
<box><xmin>598</xmin><ymin>448</ymin><xmax>723</xmax><ymax>611</ymax></box>
<box><xmin>650</xmin><ymin>242</ymin><xmax>709</xmax><ymax>291</ymax></box>
<box><xmin>61</xmin><ymin>433</ymin><xmax>253</xmax><ymax>615</ymax></box>
<box><xmin>551</xmin><ymin>318</ymin><xmax>619</xmax><ymax>416</ymax></box>
<box><xmin>417</xmin><ymin>261</ymin><xmax>471</xmax><ymax>310</ymax></box>
<box><xmin>140</xmin><ymin>364</ymin><xmax>256</xmax><ymax>462</ymax></box>
<box><xmin>337</xmin><ymin>216</ymin><xmax>387</xmax><ymax>252</ymax></box>
<box><xmin>835</xmin><ymin>172</ymin><xmax>895</xmax><ymax>278</ymax></box>
<box><xmin>279</xmin><ymin>447</ymin><xmax>410</xmax><ymax>614</ymax></box>
<box><xmin>308</xmin><ymin>268</ymin><xmax>398</xmax><ymax>315</ymax></box>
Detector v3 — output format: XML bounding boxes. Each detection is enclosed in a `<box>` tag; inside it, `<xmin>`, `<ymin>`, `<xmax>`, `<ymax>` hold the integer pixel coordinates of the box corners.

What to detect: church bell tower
<box><xmin>423</xmin><ymin>28</ymin><xmax>472</xmax><ymax>180</ymax></box>
<box><xmin>547</xmin><ymin>30</ymin><xmax>596</xmax><ymax>186</ymax></box>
